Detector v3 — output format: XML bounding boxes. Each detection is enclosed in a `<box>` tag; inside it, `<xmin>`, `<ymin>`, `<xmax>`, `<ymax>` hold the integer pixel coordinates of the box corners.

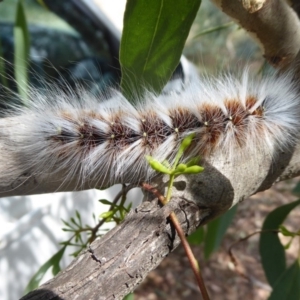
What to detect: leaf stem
<box><xmin>141</xmin><ymin>182</ymin><xmax>210</xmax><ymax>300</ymax></box>
<box><xmin>169</xmin><ymin>211</ymin><xmax>210</xmax><ymax>300</ymax></box>
<box><xmin>165</xmin><ymin>174</ymin><xmax>175</xmax><ymax>204</ymax></box>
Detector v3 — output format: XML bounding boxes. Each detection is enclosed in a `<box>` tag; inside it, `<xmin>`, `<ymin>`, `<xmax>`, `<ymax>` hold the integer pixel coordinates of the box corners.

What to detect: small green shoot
<box><xmin>99</xmin><ymin>198</ymin><xmax>132</xmax><ymax>224</ymax></box>
<box><xmin>144</xmin><ymin>133</ymin><xmax>209</xmax><ymax>299</ymax></box>
<box><xmin>146</xmin><ymin>133</ymin><xmax>204</xmax><ymax>204</ymax></box>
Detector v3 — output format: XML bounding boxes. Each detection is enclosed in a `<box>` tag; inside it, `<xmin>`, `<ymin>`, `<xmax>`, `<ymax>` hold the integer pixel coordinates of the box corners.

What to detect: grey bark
<box><xmin>17</xmin><ymin>141</ymin><xmax>300</xmax><ymax>300</ymax></box>
<box><xmin>211</xmin><ymin>0</ymin><xmax>300</xmax><ymax>69</ymax></box>
<box><xmin>20</xmin><ymin>197</ymin><xmax>210</xmax><ymax>300</ymax></box>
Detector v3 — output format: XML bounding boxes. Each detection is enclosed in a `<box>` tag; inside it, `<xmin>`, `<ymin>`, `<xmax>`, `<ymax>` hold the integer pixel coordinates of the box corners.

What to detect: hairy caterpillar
<box><xmin>1</xmin><ymin>70</ymin><xmax>300</xmax><ymax>188</ymax></box>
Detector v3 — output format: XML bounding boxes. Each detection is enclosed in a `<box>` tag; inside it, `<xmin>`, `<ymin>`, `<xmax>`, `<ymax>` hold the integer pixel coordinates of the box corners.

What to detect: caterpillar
<box><xmin>1</xmin><ymin>70</ymin><xmax>300</xmax><ymax>189</ymax></box>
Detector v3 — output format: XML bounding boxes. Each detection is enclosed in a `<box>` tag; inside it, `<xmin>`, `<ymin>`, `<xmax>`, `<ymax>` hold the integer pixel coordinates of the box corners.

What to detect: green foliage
<box><xmin>0</xmin><ymin>38</ymin><xmax>8</xmax><ymax>87</ymax></box>
<box><xmin>147</xmin><ymin>133</ymin><xmax>204</xmax><ymax>204</ymax></box>
<box><xmin>123</xmin><ymin>293</ymin><xmax>135</xmax><ymax>300</ymax></box>
<box><xmin>146</xmin><ymin>156</ymin><xmax>204</xmax><ymax>177</ymax></box>
<box><xmin>187</xmin><ymin>227</ymin><xmax>205</xmax><ymax>245</ymax></box>
<box><xmin>99</xmin><ymin>198</ymin><xmax>132</xmax><ymax>224</ymax></box>
<box><xmin>120</xmin><ymin>0</ymin><xmax>201</xmax><ymax>101</ymax></box>
<box><xmin>268</xmin><ymin>261</ymin><xmax>300</xmax><ymax>300</ymax></box>
<box><xmin>259</xmin><ymin>199</ymin><xmax>300</xmax><ymax>292</ymax></box>
<box><xmin>186</xmin><ymin>206</ymin><xmax>237</xmax><ymax>259</ymax></box>
<box><xmin>204</xmin><ymin>205</ymin><xmax>237</xmax><ymax>259</ymax></box>
<box><xmin>292</xmin><ymin>181</ymin><xmax>300</xmax><ymax>196</ymax></box>
<box><xmin>147</xmin><ymin>134</ymin><xmax>203</xmax><ymax>177</ymax></box>
<box><xmin>24</xmin><ymin>246</ymin><xmax>66</xmax><ymax>294</ymax></box>
<box><xmin>147</xmin><ymin>130</ymin><xmax>235</xmax><ymax>258</ymax></box>
<box><xmin>25</xmin><ymin>195</ymin><xmax>132</xmax><ymax>293</ymax></box>
<box><xmin>14</xmin><ymin>0</ymin><xmax>30</xmax><ymax>103</ymax></box>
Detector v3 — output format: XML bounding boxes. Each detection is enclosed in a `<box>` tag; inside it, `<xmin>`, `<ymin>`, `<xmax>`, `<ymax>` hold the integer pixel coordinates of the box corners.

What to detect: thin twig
<box><xmin>228</xmin><ymin>229</ymin><xmax>279</xmax><ymax>281</ymax></box>
<box><xmin>88</xmin><ymin>184</ymin><xmax>136</xmax><ymax>243</ymax></box>
<box><xmin>169</xmin><ymin>211</ymin><xmax>210</xmax><ymax>300</ymax></box>
<box><xmin>140</xmin><ymin>182</ymin><xmax>166</xmax><ymax>203</ymax></box>
<box><xmin>141</xmin><ymin>182</ymin><xmax>210</xmax><ymax>300</ymax></box>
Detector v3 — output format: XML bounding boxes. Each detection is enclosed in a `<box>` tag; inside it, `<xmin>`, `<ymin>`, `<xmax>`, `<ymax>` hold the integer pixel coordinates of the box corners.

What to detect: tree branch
<box><xmin>18</xmin><ymin>141</ymin><xmax>300</xmax><ymax>299</ymax></box>
<box><xmin>20</xmin><ymin>196</ymin><xmax>210</xmax><ymax>300</ymax></box>
<box><xmin>211</xmin><ymin>0</ymin><xmax>300</xmax><ymax>69</ymax></box>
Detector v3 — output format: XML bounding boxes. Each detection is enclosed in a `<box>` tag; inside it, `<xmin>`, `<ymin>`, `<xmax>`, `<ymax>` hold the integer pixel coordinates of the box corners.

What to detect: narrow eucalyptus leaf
<box><xmin>187</xmin><ymin>227</ymin><xmax>205</xmax><ymax>245</ymax></box>
<box><xmin>268</xmin><ymin>261</ymin><xmax>300</xmax><ymax>300</ymax></box>
<box><xmin>259</xmin><ymin>199</ymin><xmax>300</xmax><ymax>287</ymax></box>
<box><xmin>24</xmin><ymin>247</ymin><xmax>66</xmax><ymax>294</ymax></box>
<box><xmin>99</xmin><ymin>199</ymin><xmax>113</xmax><ymax>206</ymax></box>
<box><xmin>204</xmin><ymin>205</ymin><xmax>237</xmax><ymax>259</ymax></box>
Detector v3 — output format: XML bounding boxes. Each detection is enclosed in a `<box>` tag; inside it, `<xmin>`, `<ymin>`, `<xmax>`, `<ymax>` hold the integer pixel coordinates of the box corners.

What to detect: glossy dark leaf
<box><xmin>204</xmin><ymin>205</ymin><xmax>237</xmax><ymax>259</ymax></box>
<box><xmin>259</xmin><ymin>199</ymin><xmax>300</xmax><ymax>287</ymax></box>
<box><xmin>268</xmin><ymin>261</ymin><xmax>300</xmax><ymax>300</ymax></box>
<box><xmin>0</xmin><ymin>38</ymin><xmax>8</xmax><ymax>88</ymax></box>
<box><xmin>120</xmin><ymin>0</ymin><xmax>201</xmax><ymax>101</ymax></box>
<box><xmin>187</xmin><ymin>226</ymin><xmax>205</xmax><ymax>245</ymax></box>
<box><xmin>292</xmin><ymin>181</ymin><xmax>300</xmax><ymax>196</ymax></box>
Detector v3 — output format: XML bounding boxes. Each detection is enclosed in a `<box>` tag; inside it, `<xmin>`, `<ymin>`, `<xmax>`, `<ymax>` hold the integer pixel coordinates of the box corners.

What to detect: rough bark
<box><xmin>20</xmin><ymin>197</ymin><xmax>210</xmax><ymax>300</ymax></box>
<box><xmin>211</xmin><ymin>0</ymin><xmax>300</xmax><ymax>69</ymax></box>
<box><xmin>14</xmin><ymin>140</ymin><xmax>300</xmax><ymax>300</ymax></box>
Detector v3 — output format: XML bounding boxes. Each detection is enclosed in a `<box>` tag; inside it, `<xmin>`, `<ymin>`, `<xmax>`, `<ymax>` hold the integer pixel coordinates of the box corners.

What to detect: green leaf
<box><xmin>70</xmin><ymin>217</ymin><xmax>80</xmax><ymax>228</ymax></box>
<box><xmin>14</xmin><ymin>0</ymin><xmax>30</xmax><ymax>104</ymax></box>
<box><xmin>99</xmin><ymin>199</ymin><xmax>113</xmax><ymax>206</ymax></box>
<box><xmin>268</xmin><ymin>261</ymin><xmax>300</xmax><ymax>300</ymax></box>
<box><xmin>61</xmin><ymin>228</ymin><xmax>73</xmax><ymax>232</ymax></box>
<box><xmin>187</xmin><ymin>227</ymin><xmax>205</xmax><ymax>245</ymax></box>
<box><xmin>292</xmin><ymin>181</ymin><xmax>300</xmax><ymax>196</ymax></box>
<box><xmin>180</xmin><ymin>165</ymin><xmax>204</xmax><ymax>174</ymax></box>
<box><xmin>123</xmin><ymin>293</ymin><xmax>134</xmax><ymax>300</ymax></box>
<box><xmin>204</xmin><ymin>205</ymin><xmax>237</xmax><ymax>259</ymax></box>
<box><xmin>175</xmin><ymin>163</ymin><xmax>187</xmax><ymax>173</ymax></box>
<box><xmin>259</xmin><ymin>199</ymin><xmax>300</xmax><ymax>287</ymax></box>
<box><xmin>0</xmin><ymin>38</ymin><xmax>8</xmax><ymax>88</ymax></box>
<box><xmin>186</xmin><ymin>157</ymin><xmax>201</xmax><ymax>168</ymax></box>
<box><xmin>61</xmin><ymin>219</ymin><xmax>72</xmax><ymax>228</ymax></box>
<box><xmin>24</xmin><ymin>246</ymin><xmax>66</xmax><ymax>294</ymax></box>
<box><xmin>174</xmin><ymin>133</ymin><xmax>196</xmax><ymax>166</ymax></box>
<box><xmin>75</xmin><ymin>210</ymin><xmax>82</xmax><ymax>223</ymax></box>
<box><xmin>283</xmin><ymin>238</ymin><xmax>293</xmax><ymax>250</ymax></box>
<box><xmin>120</xmin><ymin>0</ymin><xmax>201</xmax><ymax>101</ymax></box>
<box><xmin>179</xmin><ymin>133</ymin><xmax>196</xmax><ymax>153</ymax></box>
<box><xmin>279</xmin><ymin>225</ymin><xmax>296</xmax><ymax>237</ymax></box>
<box><xmin>100</xmin><ymin>210</ymin><xmax>115</xmax><ymax>220</ymax></box>
<box><xmin>146</xmin><ymin>156</ymin><xmax>171</xmax><ymax>174</ymax></box>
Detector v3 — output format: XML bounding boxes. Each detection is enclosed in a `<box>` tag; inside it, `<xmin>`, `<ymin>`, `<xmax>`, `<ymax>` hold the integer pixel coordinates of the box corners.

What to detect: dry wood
<box><xmin>20</xmin><ymin>197</ymin><xmax>209</xmax><ymax>300</ymax></box>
